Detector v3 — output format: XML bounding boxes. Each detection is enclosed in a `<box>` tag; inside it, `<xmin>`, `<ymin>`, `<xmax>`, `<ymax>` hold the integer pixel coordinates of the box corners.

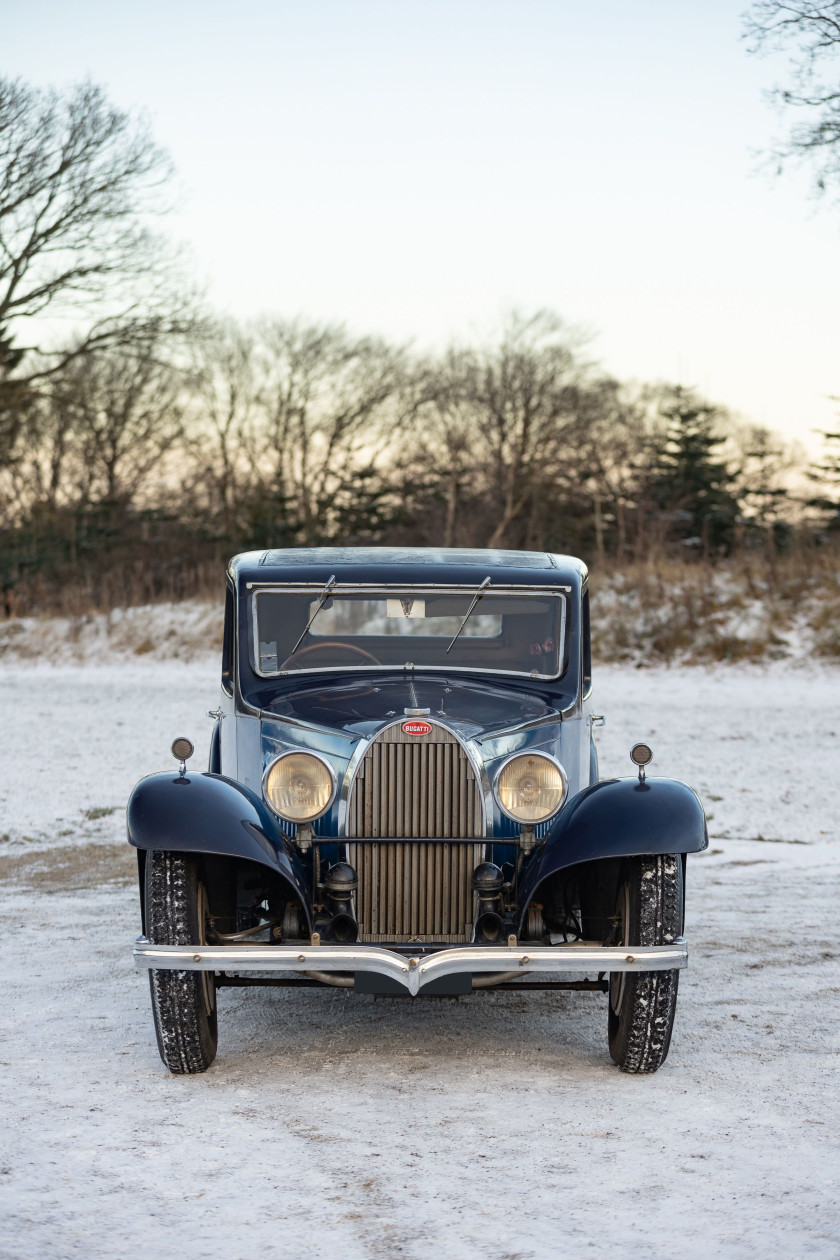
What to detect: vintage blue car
<box><xmin>129</xmin><ymin>548</ymin><xmax>706</xmax><ymax>1074</ymax></box>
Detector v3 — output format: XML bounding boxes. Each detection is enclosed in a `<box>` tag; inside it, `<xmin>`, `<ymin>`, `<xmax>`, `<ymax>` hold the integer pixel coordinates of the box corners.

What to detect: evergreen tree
<box><xmin>647</xmin><ymin>386</ymin><xmax>740</xmax><ymax>555</ymax></box>
<box><xmin>331</xmin><ymin>466</ymin><xmax>405</xmax><ymax>545</ymax></box>
<box><xmin>1</xmin><ymin>325</ymin><xmax>32</xmax><ymax>474</ymax></box>
<box><xmin>808</xmin><ymin>422</ymin><xmax>840</xmax><ymax>533</ymax></box>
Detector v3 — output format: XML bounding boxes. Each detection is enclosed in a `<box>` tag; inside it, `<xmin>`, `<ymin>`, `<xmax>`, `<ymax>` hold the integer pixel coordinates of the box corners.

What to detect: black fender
<box><xmin>127</xmin><ymin>770</ymin><xmax>312</xmax><ymax>930</ymax></box>
<box><xmin>517</xmin><ymin>776</ymin><xmax>707</xmax><ymax>931</ymax></box>
<box><xmin>208</xmin><ymin>720</ymin><xmax>221</xmax><ymax>773</ymax></box>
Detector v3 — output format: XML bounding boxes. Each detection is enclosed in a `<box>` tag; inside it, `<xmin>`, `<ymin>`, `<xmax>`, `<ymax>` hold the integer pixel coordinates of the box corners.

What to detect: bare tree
<box><xmin>394</xmin><ymin>348</ymin><xmax>483</xmax><ymax>546</ymax></box>
<box><xmin>186</xmin><ymin>320</ymin><xmax>260</xmax><ymax>536</ymax></box>
<box><xmin>467</xmin><ymin>312</ymin><xmax>604</xmax><ymax>549</ymax></box>
<box><xmin>566</xmin><ymin>381</ymin><xmax>651</xmax><ymax>562</ymax></box>
<box><xmin>0</xmin><ymin>76</ymin><xmax>195</xmax><ymax>389</ymax></box>
<box><xmin>250</xmin><ymin>318</ymin><xmax>405</xmax><ymax>541</ymax></box>
<box><xmin>744</xmin><ymin>2</ymin><xmax>840</xmax><ymax>193</ymax></box>
<box><xmin>388</xmin><ymin>313</ymin><xmax>636</xmax><ymax>554</ymax></box>
<box><xmin>39</xmin><ymin>346</ymin><xmax>186</xmax><ymax>507</ymax></box>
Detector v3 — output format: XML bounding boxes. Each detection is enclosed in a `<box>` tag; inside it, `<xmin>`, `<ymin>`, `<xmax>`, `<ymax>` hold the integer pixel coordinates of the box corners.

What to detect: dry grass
<box><xmin>590</xmin><ymin>552</ymin><xmax>840</xmax><ymax>665</ymax></box>
<box><xmin>2</xmin><ymin>550</ymin><xmax>839</xmax><ymax>667</ymax></box>
<box><xmin>0</xmin><ymin>599</ymin><xmax>223</xmax><ymax>664</ymax></box>
<box><xmin>3</xmin><ymin>558</ymin><xmax>225</xmax><ymax>620</ymax></box>
<box><xmin>0</xmin><ymin>843</ymin><xmax>136</xmax><ymax>891</ymax></box>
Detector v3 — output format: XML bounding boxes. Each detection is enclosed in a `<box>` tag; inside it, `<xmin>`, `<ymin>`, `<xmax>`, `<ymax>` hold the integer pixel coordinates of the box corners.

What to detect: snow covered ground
<box><xmin>1</xmin><ymin>658</ymin><xmax>838</xmax><ymax>1259</ymax></box>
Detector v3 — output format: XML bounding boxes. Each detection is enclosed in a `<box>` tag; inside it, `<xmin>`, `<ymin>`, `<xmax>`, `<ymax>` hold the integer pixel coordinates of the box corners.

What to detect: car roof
<box><xmin>229</xmin><ymin>547</ymin><xmax>587</xmax><ymax>590</ymax></box>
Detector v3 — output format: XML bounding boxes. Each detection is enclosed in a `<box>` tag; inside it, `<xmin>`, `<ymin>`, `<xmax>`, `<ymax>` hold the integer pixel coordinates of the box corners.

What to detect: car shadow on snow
<box><xmin>210</xmin><ymin>982</ymin><xmax>618</xmax><ymax>1076</ymax></box>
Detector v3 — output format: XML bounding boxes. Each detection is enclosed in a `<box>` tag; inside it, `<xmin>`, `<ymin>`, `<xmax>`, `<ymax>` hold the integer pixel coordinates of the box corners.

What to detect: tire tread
<box><xmin>146</xmin><ymin>851</ymin><xmax>218</xmax><ymax>1074</ymax></box>
<box><xmin>609</xmin><ymin>853</ymin><xmax>683</xmax><ymax>1074</ymax></box>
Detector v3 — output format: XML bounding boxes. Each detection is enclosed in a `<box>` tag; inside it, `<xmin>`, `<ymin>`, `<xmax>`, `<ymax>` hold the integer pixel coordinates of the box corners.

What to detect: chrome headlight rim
<box><xmin>262</xmin><ymin>749</ymin><xmax>338</xmax><ymax>823</ymax></box>
<box><xmin>492</xmin><ymin>750</ymin><xmax>569</xmax><ymax>825</ymax></box>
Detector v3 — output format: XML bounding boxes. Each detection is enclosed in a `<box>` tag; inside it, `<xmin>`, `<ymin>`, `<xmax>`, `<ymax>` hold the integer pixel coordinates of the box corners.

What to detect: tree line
<box><xmin>1</xmin><ymin>71</ymin><xmax>839</xmax><ymax>615</ymax></box>
<box><xmin>3</xmin><ymin>307</ymin><xmax>837</xmax><ymax>614</ymax></box>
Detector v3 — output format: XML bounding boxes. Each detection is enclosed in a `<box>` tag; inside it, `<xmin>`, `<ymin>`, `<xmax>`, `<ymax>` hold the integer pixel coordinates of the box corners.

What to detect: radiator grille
<box><xmin>346</xmin><ymin>723</ymin><xmax>484</xmax><ymax>942</ymax></box>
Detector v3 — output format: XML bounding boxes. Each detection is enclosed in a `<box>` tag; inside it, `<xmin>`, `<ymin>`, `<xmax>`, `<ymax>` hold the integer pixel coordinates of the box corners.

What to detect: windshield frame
<box><xmin>248</xmin><ymin>582</ymin><xmax>570</xmax><ymax>682</ymax></box>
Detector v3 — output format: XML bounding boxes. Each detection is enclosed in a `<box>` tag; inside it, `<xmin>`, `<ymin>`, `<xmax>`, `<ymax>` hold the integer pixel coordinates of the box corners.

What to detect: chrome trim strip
<box><xmin>134</xmin><ymin>937</ymin><xmax>688</xmax><ymax>997</ymax></box>
<box><xmin>234</xmin><ymin>683</ymin><xmax>358</xmax><ymax>741</ymax></box>
<box><xmin>492</xmin><ymin>750</ymin><xmax>569</xmax><ymax>825</ymax></box>
<box><xmin>337</xmin><ymin>728</ymin><xmax>374</xmax><ymax>834</ymax></box>
<box><xmin>259</xmin><ymin>664</ymin><xmax>565</xmax><ymax>682</ymax></box>
<box><xmin>249</xmin><ymin>585</ymin><xmax>568</xmax><ymax>681</ymax></box>
<box><xmin>313</xmin><ymin>836</ymin><xmax>495</xmax><ymax>844</ymax></box>
<box><xmin>246</xmin><ymin>582</ymin><xmax>573</xmax><ymax>592</ymax></box>
<box><xmin>474</xmin><ymin>710</ymin><xmax>564</xmax><ymax>745</ymax></box>
<box><xmin>464</xmin><ymin>734</ymin><xmax>495</xmax><ymax>836</ymax></box>
<box><xmin>338</xmin><ymin>716</ymin><xmax>488</xmax><ymax>838</ymax></box>
<box><xmin>261</xmin><ymin>712</ymin><xmax>358</xmax><ymax>743</ymax></box>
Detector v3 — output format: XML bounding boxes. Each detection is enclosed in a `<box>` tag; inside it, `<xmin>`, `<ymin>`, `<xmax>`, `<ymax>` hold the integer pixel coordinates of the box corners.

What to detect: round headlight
<box><xmin>494</xmin><ymin>752</ymin><xmax>568</xmax><ymax>824</ymax></box>
<box><xmin>263</xmin><ymin>751</ymin><xmax>336</xmax><ymax>823</ymax></box>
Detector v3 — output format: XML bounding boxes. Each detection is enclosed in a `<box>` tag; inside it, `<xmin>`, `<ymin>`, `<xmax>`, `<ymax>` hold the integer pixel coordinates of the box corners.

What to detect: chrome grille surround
<box><xmin>346</xmin><ymin>721</ymin><xmax>485</xmax><ymax>943</ymax></box>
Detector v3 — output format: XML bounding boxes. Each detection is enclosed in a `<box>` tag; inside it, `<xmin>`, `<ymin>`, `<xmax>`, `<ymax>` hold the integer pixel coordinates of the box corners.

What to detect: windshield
<box><xmin>252</xmin><ymin>587</ymin><xmax>566</xmax><ymax>679</ymax></box>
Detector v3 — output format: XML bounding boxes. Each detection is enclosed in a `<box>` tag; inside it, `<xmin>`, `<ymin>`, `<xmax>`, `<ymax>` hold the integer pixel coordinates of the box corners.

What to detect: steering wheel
<box><xmin>283</xmin><ymin>640</ymin><xmax>382</xmax><ymax>668</ymax></box>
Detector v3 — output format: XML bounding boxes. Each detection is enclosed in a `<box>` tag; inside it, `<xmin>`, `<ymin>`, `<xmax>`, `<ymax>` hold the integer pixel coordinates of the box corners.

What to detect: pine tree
<box><xmin>647</xmin><ymin>386</ymin><xmax>740</xmax><ymax>555</ymax></box>
<box><xmin>1</xmin><ymin>325</ymin><xmax>30</xmax><ymax>472</ymax></box>
<box><xmin>331</xmin><ymin>466</ymin><xmax>404</xmax><ymax>545</ymax></box>
<box><xmin>808</xmin><ymin>422</ymin><xmax>840</xmax><ymax>533</ymax></box>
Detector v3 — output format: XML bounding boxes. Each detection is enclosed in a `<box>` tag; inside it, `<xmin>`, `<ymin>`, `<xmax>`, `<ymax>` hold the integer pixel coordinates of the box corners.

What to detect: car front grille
<box><xmin>346</xmin><ymin>722</ymin><xmax>484</xmax><ymax>942</ymax></box>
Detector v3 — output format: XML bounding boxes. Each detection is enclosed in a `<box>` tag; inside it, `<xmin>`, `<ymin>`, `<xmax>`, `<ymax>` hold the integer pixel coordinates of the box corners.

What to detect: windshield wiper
<box><xmin>446</xmin><ymin>576</ymin><xmax>491</xmax><ymax>653</ymax></box>
<box><xmin>290</xmin><ymin>574</ymin><xmax>337</xmax><ymax>653</ymax></box>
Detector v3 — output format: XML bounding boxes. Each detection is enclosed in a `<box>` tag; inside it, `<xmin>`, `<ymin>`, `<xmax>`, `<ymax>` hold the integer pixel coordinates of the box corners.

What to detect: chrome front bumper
<box><xmin>134</xmin><ymin>936</ymin><xmax>688</xmax><ymax>997</ymax></box>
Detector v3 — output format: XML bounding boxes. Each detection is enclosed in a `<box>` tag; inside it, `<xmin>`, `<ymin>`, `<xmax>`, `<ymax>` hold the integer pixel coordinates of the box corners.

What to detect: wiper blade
<box><xmin>290</xmin><ymin>574</ymin><xmax>336</xmax><ymax>653</ymax></box>
<box><xmin>446</xmin><ymin>576</ymin><xmax>491</xmax><ymax>653</ymax></box>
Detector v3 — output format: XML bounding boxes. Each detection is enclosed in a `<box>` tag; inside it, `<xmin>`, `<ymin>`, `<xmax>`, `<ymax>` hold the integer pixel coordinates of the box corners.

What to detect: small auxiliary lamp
<box><xmin>171</xmin><ymin>737</ymin><xmax>195</xmax><ymax>778</ymax></box>
<box><xmin>630</xmin><ymin>742</ymin><xmax>653</xmax><ymax>783</ymax></box>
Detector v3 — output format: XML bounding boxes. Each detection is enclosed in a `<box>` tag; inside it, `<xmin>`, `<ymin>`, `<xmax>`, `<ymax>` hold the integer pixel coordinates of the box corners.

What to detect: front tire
<box><xmin>146</xmin><ymin>850</ymin><xmax>218</xmax><ymax>1074</ymax></box>
<box><xmin>608</xmin><ymin>853</ymin><xmax>683</xmax><ymax>1074</ymax></box>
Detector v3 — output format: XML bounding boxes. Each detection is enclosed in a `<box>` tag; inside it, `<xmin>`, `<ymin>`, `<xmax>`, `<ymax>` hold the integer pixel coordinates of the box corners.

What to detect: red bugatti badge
<box><xmin>402</xmin><ymin>720</ymin><xmax>433</xmax><ymax>736</ymax></box>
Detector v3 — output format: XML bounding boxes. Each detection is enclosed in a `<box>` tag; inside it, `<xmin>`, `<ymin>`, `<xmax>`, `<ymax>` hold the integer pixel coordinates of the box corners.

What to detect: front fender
<box><xmin>517</xmin><ymin>776</ymin><xmax>707</xmax><ymax>928</ymax></box>
<box><xmin>127</xmin><ymin>770</ymin><xmax>311</xmax><ymax>920</ymax></box>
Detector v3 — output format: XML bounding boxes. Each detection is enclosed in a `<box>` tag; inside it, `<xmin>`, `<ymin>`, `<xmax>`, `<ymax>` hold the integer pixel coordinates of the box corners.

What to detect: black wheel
<box><xmin>145</xmin><ymin>850</ymin><xmax>218</xmax><ymax>1074</ymax></box>
<box><xmin>608</xmin><ymin>853</ymin><xmax>683</xmax><ymax>1074</ymax></box>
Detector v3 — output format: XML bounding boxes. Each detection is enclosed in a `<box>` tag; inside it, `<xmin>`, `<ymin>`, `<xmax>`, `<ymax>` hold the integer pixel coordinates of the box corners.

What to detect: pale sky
<box><xmin>4</xmin><ymin>0</ymin><xmax>840</xmax><ymax>448</ymax></box>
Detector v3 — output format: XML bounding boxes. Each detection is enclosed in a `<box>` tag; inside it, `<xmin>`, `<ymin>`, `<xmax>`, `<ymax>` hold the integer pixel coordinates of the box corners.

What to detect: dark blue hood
<box><xmin>259</xmin><ymin>674</ymin><xmax>559</xmax><ymax>739</ymax></box>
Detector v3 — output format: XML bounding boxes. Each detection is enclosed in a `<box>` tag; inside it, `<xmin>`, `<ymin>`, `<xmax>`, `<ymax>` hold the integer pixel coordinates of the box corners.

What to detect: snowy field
<box><xmin>1</xmin><ymin>658</ymin><xmax>839</xmax><ymax>1259</ymax></box>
